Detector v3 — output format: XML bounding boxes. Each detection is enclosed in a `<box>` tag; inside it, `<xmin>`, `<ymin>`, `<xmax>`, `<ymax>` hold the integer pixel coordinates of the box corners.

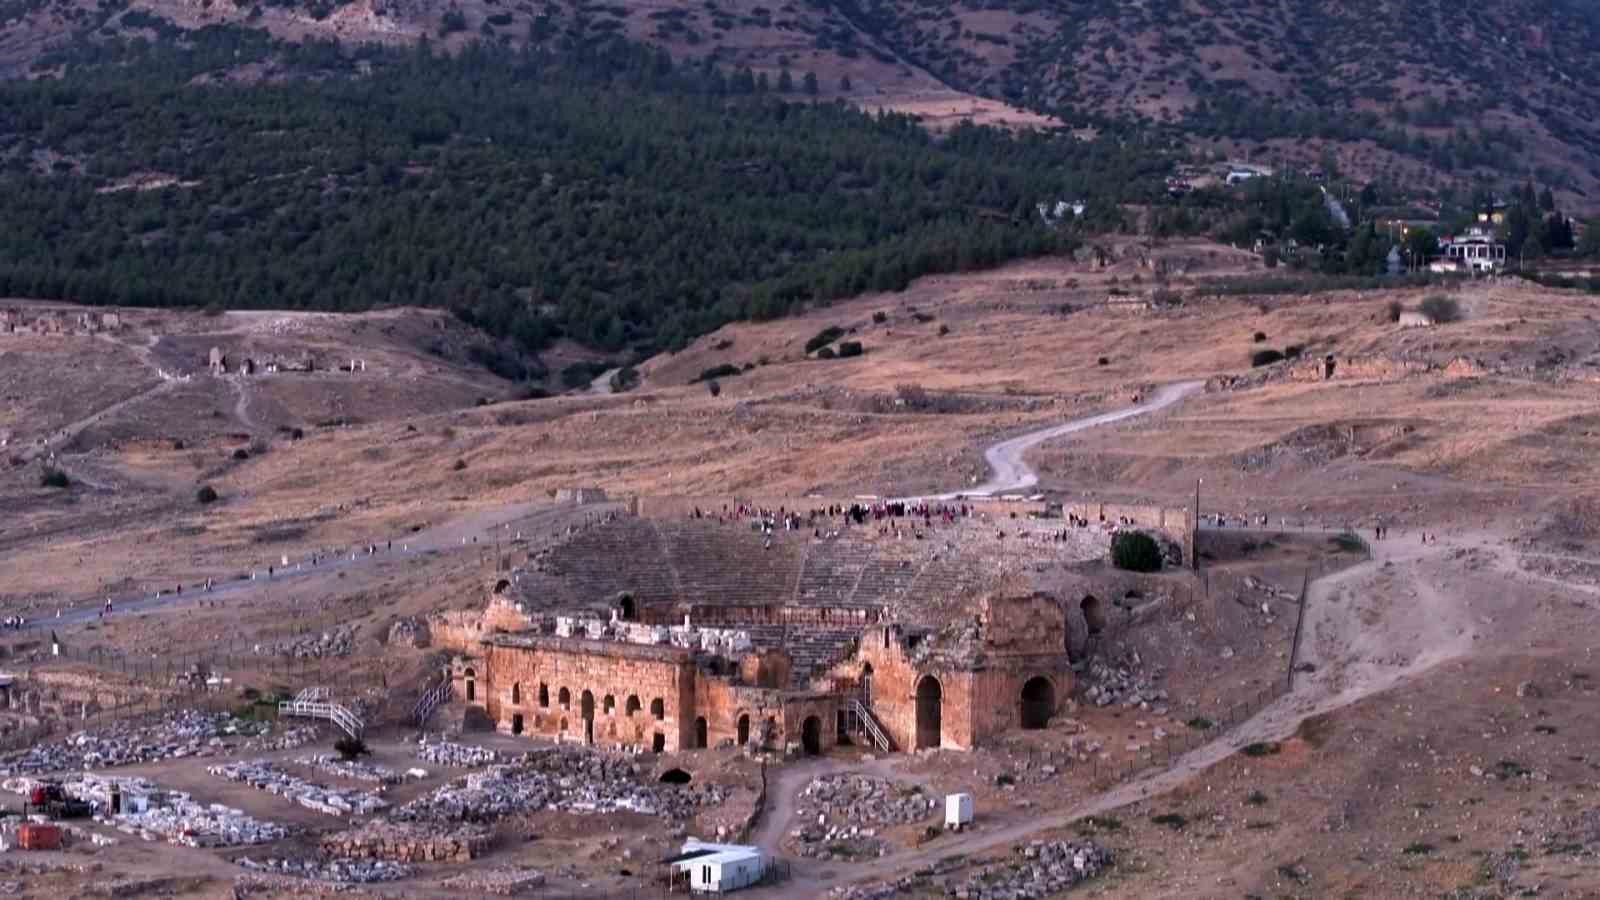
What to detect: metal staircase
<box><xmin>279</xmin><ymin>686</ymin><xmax>364</xmax><ymax>739</ymax></box>
<box><xmin>849</xmin><ymin>698</ymin><xmax>893</xmax><ymax>753</ymax></box>
<box><xmin>411</xmin><ymin>675</ymin><xmax>453</xmax><ymax>727</ymax></box>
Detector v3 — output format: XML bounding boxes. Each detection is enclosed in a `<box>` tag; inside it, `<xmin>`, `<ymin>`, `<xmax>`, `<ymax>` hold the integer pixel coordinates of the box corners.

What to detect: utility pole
<box><xmin>1192</xmin><ymin>478</ymin><xmax>1201</xmax><ymax>572</ymax></box>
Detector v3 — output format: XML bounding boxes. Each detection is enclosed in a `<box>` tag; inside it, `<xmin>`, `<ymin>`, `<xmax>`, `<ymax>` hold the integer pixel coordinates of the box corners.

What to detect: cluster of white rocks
<box><xmin>415</xmin><ymin>736</ymin><xmax>499</xmax><ymax>767</ymax></box>
<box><xmin>295</xmin><ymin>754</ymin><xmax>413</xmax><ymax>785</ymax></box>
<box><xmin>208</xmin><ymin>760</ymin><xmax>388</xmax><ymax>817</ymax></box>
<box><xmin>3</xmin><ymin>773</ymin><xmax>290</xmax><ymax>847</ymax></box>
<box><xmin>0</xmin><ymin>711</ymin><xmax>272</xmax><ymax>775</ymax></box>
<box><xmin>835</xmin><ymin>839</ymin><xmax>1113</xmax><ymax>899</ymax></box>
<box><xmin>237</xmin><ymin>855</ymin><xmax>410</xmax><ymax>884</ymax></box>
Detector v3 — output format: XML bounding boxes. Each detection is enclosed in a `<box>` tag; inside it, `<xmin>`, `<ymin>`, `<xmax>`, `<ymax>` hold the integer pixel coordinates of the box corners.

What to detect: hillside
<box><xmin>6</xmin><ymin>0</ymin><xmax>1600</xmax><ymax>202</ymax></box>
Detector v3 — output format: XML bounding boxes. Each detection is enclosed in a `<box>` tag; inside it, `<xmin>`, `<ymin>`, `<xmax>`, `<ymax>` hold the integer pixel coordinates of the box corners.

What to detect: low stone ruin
<box><xmin>3</xmin><ymin>773</ymin><xmax>290</xmax><ymax>847</ymax></box>
<box><xmin>392</xmin><ymin>747</ymin><xmax>725</xmax><ymax>824</ymax></box>
<box><xmin>1082</xmin><ymin>652</ymin><xmax>1167</xmax><ymax>710</ymax></box>
<box><xmin>320</xmin><ymin>822</ymin><xmax>489</xmax><ymax>863</ymax></box>
<box><xmin>279</xmin><ymin>625</ymin><xmax>357</xmax><ymax>659</ymax></box>
<box><xmin>295</xmin><ymin>753</ymin><xmax>411</xmax><ymax>785</ymax></box>
<box><xmin>416</xmin><ymin>736</ymin><xmax>499</xmax><ymax>767</ymax></box>
<box><xmin>835</xmin><ymin>839</ymin><xmax>1113</xmax><ymax>899</ymax></box>
<box><xmin>237</xmin><ymin>855</ymin><xmax>410</xmax><ymax>884</ymax></box>
<box><xmin>789</xmin><ymin>775</ymin><xmax>937</xmax><ymax>861</ymax></box>
<box><xmin>208</xmin><ymin>760</ymin><xmax>388</xmax><ymax>817</ymax></box>
<box><xmin>439</xmin><ymin>867</ymin><xmax>547</xmax><ymax>895</ymax></box>
<box><xmin>0</xmin><ymin>710</ymin><xmax>274</xmax><ymax>775</ymax></box>
<box><xmin>244</xmin><ymin>725</ymin><xmax>321</xmax><ymax>753</ymax></box>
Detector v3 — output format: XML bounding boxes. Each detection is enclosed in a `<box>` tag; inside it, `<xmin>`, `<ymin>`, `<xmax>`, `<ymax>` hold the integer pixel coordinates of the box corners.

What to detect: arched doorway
<box><xmin>801</xmin><ymin>716</ymin><xmax>822</xmax><ymax>756</ymax></box>
<box><xmin>1081</xmin><ymin>595</ymin><xmax>1106</xmax><ymax>634</ymax></box>
<box><xmin>860</xmin><ymin>663</ymin><xmax>874</xmax><ymax>705</ymax></box>
<box><xmin>511</xmin><ymin>682</ymin><xmax>522</xmax><ymax>705</ymax></box>
<box><xmin>464</xmin><ymin>667</ymin><xmax>476</xmax><ymax>702</ymax></box>
<box><xmin>915</xmin><ymin>675</ymin><xmax>942</xmax><ymax>750</ymax></box>
<box><xmin>650</xmin><ymin>698</ymin><xmax>665</xmax><ymax>720</ymax></box>
<box><xmin>1020</xmin><ymin>676</ymin><xmax>1054</xmax><ymax>729</ymax></box>
<box><xmin>626</xmin><ymin>695</ymin><xmax>641</xmax><ymax>717</ymax></box>
<box><xmin>694</xmin><ymin>716</ymin><xmax>708</xmax><ymax>749</ymax></box>
<box><xmin>737</xmin><ymin>714</ymin><xmax>750</xmax><ymax>745</ymax></box>
<box><xmin>558</xmin><ymin>687</ymin><xmax>571</xmax><ymax>710</ymax></box>
<box><xmin>652</xmin><ymin>733</ymin><xmax>666</xmax><ymax>753</ymax></box>
<box><xmin>511</xmin><ymin>713</ymin><xmax>524</xmax><ymax>735</ymax></box>
<box><xmin>581</xmin><ymin>691</ymin><xmax>596</xmax><ymax>744</ymax></box>
<box><xmin>619</xmin><ymin>595</ymin><xmax>636</xmax><ymax>621</ymax></box>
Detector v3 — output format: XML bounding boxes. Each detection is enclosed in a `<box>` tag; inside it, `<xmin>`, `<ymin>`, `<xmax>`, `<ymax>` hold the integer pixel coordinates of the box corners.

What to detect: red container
<box><xmin>17</xmin><ymin>823</ymin><xmax>62</xmax><ymax>851</ymax></box>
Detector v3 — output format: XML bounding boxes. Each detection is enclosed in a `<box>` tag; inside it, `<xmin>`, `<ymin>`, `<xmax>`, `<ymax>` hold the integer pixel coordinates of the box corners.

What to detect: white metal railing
<box><xmin>279</xmin><ymin>697</ymin><xmax>364</xmax><ymax>739</ymax></box>
<box><xmin>411</xmin><ymin>676</ymin><xmax>453</xmax><ymax>727</ymax></box>
<box><xmin>849</xmin><ymin>698</ymin><xmax>892</xmax><ymax>752</ymax></box>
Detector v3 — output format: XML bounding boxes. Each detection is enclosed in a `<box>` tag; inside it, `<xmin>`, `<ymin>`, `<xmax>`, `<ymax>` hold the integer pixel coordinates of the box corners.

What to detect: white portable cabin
<box><xmin>667</xmin><ymin>839</ymin><xmax>768</xmax><ymax>893</ymax></box>
<box><xmin>945</xmin><ymin>792</ymin><xmax>973</xmax><ymax>829</ymax></box>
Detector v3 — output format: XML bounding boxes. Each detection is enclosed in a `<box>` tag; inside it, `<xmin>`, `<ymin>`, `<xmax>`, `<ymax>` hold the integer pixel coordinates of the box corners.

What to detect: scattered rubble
<box><xmin>834</xmin><ymin>839</ymin><xmax>1112</xmax><ymax>899</ymax></box>
<box><xmin>295</xmin><ymin>754</ymin><xmax>410</xmax><ymax>785</ymax></box>
<box><xmin>0</xmin><ymin>710</ymin><xmax>273</xmax><ymax>774</ymax></box>
<box><xmin>439</xmin><ymin>866</ymin><xmax>547</xmax><ymax>894</ymax></box>
<box><xmin>279</xmin><ymin>625</ymin><xmax>357</xmax><ymax>658</ymax></box>
<box><xmin>244</xmin><ymin>725</ymin><xmax>321</xmax><ymax>753</ymax></box>
<box><xmin>208</xmin><ymin>760</ymin><xmax>388</xmax><ymax>817</ymax></box>
<box><xmin>238</xmin><ymin>855</ymin><xmax>410</xmax><ymax>884</ymax></box>
<box><xmin>789</xmin><ymin>775</ymin><xmax>936</xmax><ymax>860</ymax></box>
<box><xmin>1083</xmin><ymin>652</ymin><xmax>1167</xmax><ymax>709</ymax></box>
<box><xmin>416</xmin><ymin>736</ymin><xmax>499</xmax><ymax>767</ymax></box>
<box><xmin>392</xmin><ymin>747</ymin><xmax>724</xmax><ymax>823</ymax></box>
<box><xmin>3</xmin><ymin>773</ymin><xmax>290</xmax><ymax>847</ymax></box>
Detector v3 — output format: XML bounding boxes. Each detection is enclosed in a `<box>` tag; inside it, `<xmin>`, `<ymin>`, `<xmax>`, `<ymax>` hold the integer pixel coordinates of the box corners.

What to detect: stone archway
<box><xmin>581</xmin><ymin>691</ymin><xmax>596</xmax><ymax>744</ymax></box>
<box><xmin>511</xmin><ymin>682</ymin><xmax>522</xmax><ymax>705</ymax></box>
<box><xmin>801</xmin><ymin>716</ymin><xmax>822</xmax><ymax>756</ymax></box>
<box><xmin>694</xmin><ymin>716</ymin><xmax>708</xmax><ymax>749</ymax></box>
<box><xmin>915</xmin><ymin>675</ymin><xmax>942</xmax><ymax>750</ymax></box>
<box><xmin>736</xmin><ymin>714</ymin><xmax>750</xmax><ymax>745</ymax></box>
<box><xmin>464</xmin><ymin>667</ymin><xmax>476</xmax><ymax>703</ymax></box>
<box><xmin>511</xmin><ymin>713</ymin><xmax>524</xmax><ymax>735</ymax></box>
<box><xmin>619</xmin><ymin>595</ymin><xmax>637</xmax><ymax>621</ymax></box>
<box><xmin>860</xmin><ymin>663</ymin><xmax>874</xmax><ymax>705</ymax></box>
<box><xmin>652</xmin><ymin>733</ymin><xmax>666</xmax><ymax>753</ymax></box>
<box><xmin>1020</xmin><ymin>676</ymin><xmax>1054</xmax><ymax>729</ymax></box>
<box><xmin>1081</xmin><ymin>595</ymin><xmax>1106</xmax><ymax>634</ymax></box>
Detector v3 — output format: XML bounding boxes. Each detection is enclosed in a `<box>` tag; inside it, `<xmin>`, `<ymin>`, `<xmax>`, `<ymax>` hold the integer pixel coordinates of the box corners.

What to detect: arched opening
<box><xmin>558</xmin><ymin>687</ymin><xmax>571</xmax><ymax>710</ymax></box>
<box><xmin>659</xmin><ymin>768</ymin><xmax>692</xmax><ymax>785</ymax></box>
<box><xmin>626</xmin><ymin>695</ymin><xmax>641</xmax><ymax>717</ymax></box>
<box><xmin>511</xmin><ymin>713</ymin><xmax>524</xmax><ymax>735</ymax></box>
<box><xmin>464</xmin><ymin>667</ymin><xmax>476</xmax><ymax>703</ymax></box>
<box><xmin>1020</xmin><ymin>676</ymin><xmax>1054</xmax><ymax>729</ymax></box>
<box><xmin>493</xmin><ymin>578</ymin><xmax>510</xmax><ymax>594</ymax></box>
<box><xmin>538</xmin><ymin>683</ymin><xmax>549</xmax><ymax>707</ymax></box>
<box><xmin>619</xmin><ymin>595</ymin><xmax>637</xmax><ymax>621</ymax></box>
<box><xmin>1081</xmin><ymin>595</ymin><xmax>1106</xmax><ymax>635</ymax></box>
<box><xmin>763</xmin><ymin>716</ymin><xmax>777</xmax><ymax>748</ymax></box>
<box><xmin>511</xmin><ymin>682</ymin><xmax>522</xmax><ymax>705</ymax></box>
<box><xmin>836</xmin><ymin>709</ymin><xmax>852</xmax><ymax>746</ymax></box>
<box><xmin>603</xmin><ymin>695</ymin><xmax>615</xmax><ymax>715</ymax></box>
<box><xmin>652</xmin><ymin>732</ymin><xmax>666</xmax><ymax>753</ymax></box>
<box><xmin>915</xmin><ymin>675</ymin><xmax>943</xmax><ymax>750</ymax></box>
<box><xmin>650</xmin><ymin>698</ymin><xmax>665</xmax><ymax>721</ymax></box>
<box><xmin>582</xmin><ymin>691</ymin><xmax>596</xmax><ymax>744</ymax></box>
<box><xmin>860</xmin><ymin>663</ymin><xmax>874</xmax><ymax>705</ymax></box>
<box><xmin>801</xmin><ymin>716</ymin><xmax>822</xmax><ymax>756</ymax></box>
<box><xmin>694</xmin><ymin>716</ymin><xmax>708</xmax><ymax>749</ymax></box>
<box><xmin>736</xmin><ymin>714</ymin><xmax>750</xmax><ymax>745</ymax></box>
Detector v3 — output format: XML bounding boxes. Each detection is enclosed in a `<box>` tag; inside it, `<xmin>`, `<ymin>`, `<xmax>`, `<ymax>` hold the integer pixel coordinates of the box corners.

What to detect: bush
<box><xmin>837</xmin><ymin>341</ymin><xmax>863</xmax><ymax>358</ymax></box>
<box><xmin>1252</xmin><ymin>331</ymin><xmax>1267</xmax><ymax>342</ymax></box>
<box><xmin>872</xmin><ymin>311</ymin><xmax>887</xmax><ymax>324</ymax></box>
<box><xmin>804</xmin><ymin>326</ymin><xmax>845</xmax><ymax>353</ymax></box>
<box><xmin>196</xmin><ymin>485</ymin><xmax>219</xmax><ymax>504</ymax></box>
<box><xmin>695</xmin><ymin>363</ymin><xmax>741</xmax><ymax>382</ymax></box>
<box><xmin>452</xmin><ymin>458</ymin><xmax>467</xmax><ymax>471</ymax></box>
<box><xmin>816</xmin><ymin>346</ymin><xmax>836</xmax><ymax>359</ymax></box>
<box><xmin>1097</xmin><ymin>356</ymin><xmax>1109</xmax><ymax>366</ymax></box>
<box><xmin>1250</xmin><ymin>349</ymin><xmax>1285</xmax><ymax>367</ymax></box>
<box><xmin>1284</xmin><ymin>344</ymin><xmax>1303</xmax><ymax>359</ymax></box>
<box><xmin>1419</xmin><ymin>294</ymin><xmax>1462</xmax><ymax>323</ymax></box>
<box><xmin>706</xmin><ymin>379</ymin><xmax>721</xmax><ymax>397</ymax></box>
<box><xmin>609</xmin><ymin>366</ymin><xmax>640</xmax><ymax>392</ymax></box>
<box><xmin>232</xmin><ymin>448</ymin><xmax>249</xmax><ymax>460</ymax></box>
<box><xmin>39</xmin><ymin>468</ymin><xmax>69</xmax><ymax>489</ymax></box>
<box><xmin>1386</xmin><ymin>300</ymin><xmax>1403</xmax><ymax>322</ymax></box>
<box><xmin>334</xmin><ymin>736</ymin><xmax>369</xmax><ymax>760</ymax></box>
<box><xmin>290</xmin><ymin>427</ymin><xmax>304</xmax><ymax>440</ymax></box>
<box><xmin>1111</xmin><ymin>532</ymin><xmax>1162</xmax><ymax>572</ymax></box>
<box><xmin>938</xmin><ymin>324</ymin><xmax>950</xmax><ymax>336</ymax></box>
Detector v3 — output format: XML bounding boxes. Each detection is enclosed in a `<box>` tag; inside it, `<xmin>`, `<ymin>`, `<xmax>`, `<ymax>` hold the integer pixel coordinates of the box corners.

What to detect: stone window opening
<box><xmin>559</xmin><ymin>687</ymin><xmax>571</xmax><ymax>710</ymax></box>
<box><xmin>650</xmin><ymin>698</ymin><xmax>665</xmax><ymax>721</ymax></box>
<box><xmin>626</xmin><ymin>695</ymin><xmax>641</xmax><ymax>717</ymax></box>
<box><xmin>511</xmin><ymin>682</ymin><xmax>522</xmax><ymax>705</ymax></box>
<box><xmin>538</xmin><ymin>683</ymin><xmax>549</xmax><ymax>707</ymax></box>
<box><xmin>603</xmin><ymin>694</ymin><xmax>616</xmax><ymax>715</ymax></box>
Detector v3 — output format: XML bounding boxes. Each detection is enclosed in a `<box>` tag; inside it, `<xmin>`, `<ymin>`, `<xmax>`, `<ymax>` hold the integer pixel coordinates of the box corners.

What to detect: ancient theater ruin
<box><xmin>432</xmin><ymin>497</ymin><xmax>1193</xmax><ymax>755</ymax></box>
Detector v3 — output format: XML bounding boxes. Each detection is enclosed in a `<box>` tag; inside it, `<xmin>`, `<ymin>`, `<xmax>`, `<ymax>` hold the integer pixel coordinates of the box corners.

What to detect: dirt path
<box><xmin>229</xmin><ymin>375</ymin><xmax>258</xmax><ymax>433</ymax></box>
<box><xmin>902</xmin><ymin>379</ymin><xmax>1205</xmax><ymax>501</ymax></box>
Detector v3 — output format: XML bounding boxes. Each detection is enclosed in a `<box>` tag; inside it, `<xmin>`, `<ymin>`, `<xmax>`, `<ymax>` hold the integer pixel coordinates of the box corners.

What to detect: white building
<box><xmin>667</xmin><ymin>840</ymin><xmax>768</xmax><ymax>893</ymax></box>
<box><xmin>1438</xmin><ymin>227</ymin><xmax>1506</xmax><ymax>273</ymax></box>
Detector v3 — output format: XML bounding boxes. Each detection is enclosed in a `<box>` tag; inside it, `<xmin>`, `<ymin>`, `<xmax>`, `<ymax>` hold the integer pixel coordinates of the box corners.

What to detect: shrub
<box><xmin>1151</xmin><ymin>813</ymin><xmax>1188</xmax><ymax>830</ymax></box>
<box><xmin>1253</xmin><ymin>331</ymin><xmax>1267</xmax><ymax>342</ymax></box>
<box><xmin>938</xmin><ymin>324</ymin><xmax>949</xmax><ymax>336</ymax></box>
<box><xmin>232</xmin><ymin>448</ymin><xmax>249</xmax><ymax>460</ymax></box>
<box><xmin>696</xmin><ymin>363</ymin><xmax>741</xmax><ymax>382</ymax></box>
<box><xmin>452</xmin><ymin>458</ymin><xmax>467</xmax><ymax>471</ymax></box>
<box><xmin>609</xmin><ymin>366</ymin><xmax>640</xmax><ymax>392</ymax></box>
<box><xmin>173</xmin><ymin>439</ymin><xmax>185</xmax><ymax>450</ymax></box>
<box><xmin>837</xmin><ymin>341</ymin><xmax>863</xmax><ymax>358</ymax></box>
<box><xmin>804</xmin><ymin>326</ymin><xmax>845</xmax><ymax>353</ymax></box>
<box><xmin>1241</xmin><ymin>741</ymin><xmax>1281</xmax><ymax>757</ymax></box>
<box><xmin>816</xmin><ymin>346</ymin><xmax>836</xmax><ymax>359</ymax></box>
<box><xmin>1420</xmin><ymin>294</ymin><xmax>1461</xmax><ymax>323</ymax></box>
<box><xmin>1386</xmin><ymin>300</ymin><xmax>1403</xmax><ymax>322</ymax></box>
<box><xmin>1250</xmin><ymin>348</ymin><xmax>1285</xmax><ymax>367</ymax></box>
<box><xmin>1097</xmin><ymin>356</ymin><xmax>1109</xmax><ymax>366</ymax></box>
<box><xmin>1284</xmin><ymin>344</ymin><xmax>1303</xmax><ymax>359</ymax></box>
<box><xmin>334</xmin><ymin>736</ymin><xmax>369</xmax><ymax>760</ymax></box>
<box><xmin>1246</xmin><ymin>790</ymin><xmax>1269</xmax><ymax>806</ymax></box>
<box><xmin>289</xmin><ymin>427</ymin><xmax>304</xmax><ymax>440</ymax></box>
<box><xmin>872</xmin><ymin>311</ymin><xmax>887</xmax><ymax>324</ymax></box>
<box><xmin>1111</xmin><ymin>532</ymin><xmax>1162</xmax><ymax>572</ymax></box>
<box><xmin>196</xmin><ymin>485</ymin><xmax>219</xmax><ymax>504</ymax></box>
<box><xmin>39</xmin><ymin>468</ymin><xmax>69</xmax><ymax>489</ymax></box>
<box><xmin>1185</xmin><ymin>716</ymin><xmax>1214</xmax><ymax>730</ymax></box>
<box><xmin>706</xmin><ymin>379</ymin><xmax>721</xmax><ymax>397</ymax></box>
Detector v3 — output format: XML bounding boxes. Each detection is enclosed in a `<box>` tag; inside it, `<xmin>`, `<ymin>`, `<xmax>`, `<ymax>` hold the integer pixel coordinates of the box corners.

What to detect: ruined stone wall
<box><xmin>642</xmin><ymin>604</ymin><xmax>880</xmax><ymax>628</ymax></box>
<box><xmin>842</xmin><ymin>627</ymin><xmax>977</xmax><ymax>751</ymax></box>
<box><xmin>431</xmin><ymin>611</ymin><xmax>487</xmax><ymax>655</ymax></box>
<box><xmin>1061</xmin><ymin>502</ymin><xmax>1194</xmax><ymax>565</ymax></box>
<box><xmin>1285</xmin><ymin>355</ymin><xmax>1427</xmax><ymax>383</ymax></box>
<box><xmin>979</xmin><ymin>594</ymin><xmax>1067</xmax><ymax>654</ymax></box>
<box><xmin>781</xmin><ymin>693</ymin><xmax>841</xmax><ymax>752</ymax></box>
<box><xmin>480</xmin><ymin>639</ymin><xmax>696</xmax><ymax>751</ymax></box>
